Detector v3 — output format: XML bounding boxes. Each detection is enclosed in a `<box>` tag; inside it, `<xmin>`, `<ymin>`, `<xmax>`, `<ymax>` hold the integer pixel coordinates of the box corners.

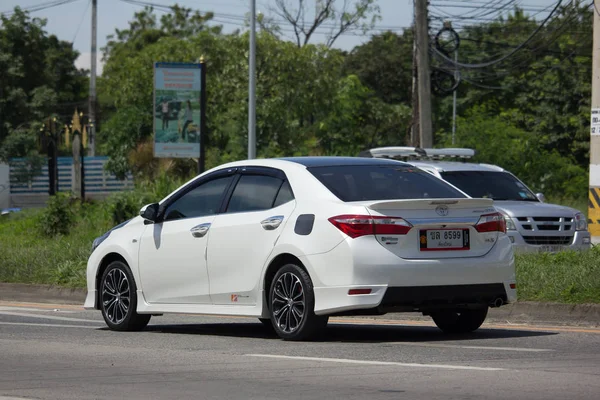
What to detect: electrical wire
<box><xmin>72</xmin><ymin>0</ymin><xmax>92</xmax><ymax>43</ymax></box>
<box><xmin>1</xmin><ymin>0</ymin><xmax>81</xmax><ymax>17</ymax></box>
<box><xmin>432</xmin><ymin>0</ymin><xmax>565</xmax><ymax>69</ymax></box>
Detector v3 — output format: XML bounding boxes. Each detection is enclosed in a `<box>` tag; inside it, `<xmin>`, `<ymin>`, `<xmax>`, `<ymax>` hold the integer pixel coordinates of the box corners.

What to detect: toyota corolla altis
<box><xmin>85</xmin><ymin>157</ymin><xmax>516</xmax><ymax>340</ymax></box>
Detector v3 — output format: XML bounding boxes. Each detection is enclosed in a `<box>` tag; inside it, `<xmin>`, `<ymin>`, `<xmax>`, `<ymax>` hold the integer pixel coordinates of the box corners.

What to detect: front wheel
<box><xmin>269</xmin><ymin>264</ymin><xmax>328</xmax><ymax>341</ymax></box>
<box><xmin>431</xmin><ymin>307</ymin><xmax>488</xmax><ymax>334</ymax></box>
<box><xmin>100</xmin><ymin>261</ymin><xmax>151</xmax><ymax>331</ymax></box>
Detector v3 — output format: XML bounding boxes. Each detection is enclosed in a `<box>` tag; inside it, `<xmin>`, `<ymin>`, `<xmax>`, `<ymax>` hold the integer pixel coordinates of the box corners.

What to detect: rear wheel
<box><xmin>100</xmin><ymin>261</ymin><xmax>150</xmax><ymax>331</ymax></box>
<box><xmin>431</xmin><ymin>307</ymin><xmax>488</xmax><ymax>334</ymax></box>
<box><xmin>268</xmin><ymin>264</ymin><xmax>328</xmax><ymax>341</ymax></box>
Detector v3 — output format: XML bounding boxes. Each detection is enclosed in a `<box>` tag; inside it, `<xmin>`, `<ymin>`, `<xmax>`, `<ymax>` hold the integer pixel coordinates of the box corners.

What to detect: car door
<box><xmin>207</xmin><ymin>168</ymin><xmax>296</xmax><ymax>305</ymax></box>
<box><xmin>138</xmin><ymin>171</ymin><xmax>235</xmax><ymax>304</ymax></box>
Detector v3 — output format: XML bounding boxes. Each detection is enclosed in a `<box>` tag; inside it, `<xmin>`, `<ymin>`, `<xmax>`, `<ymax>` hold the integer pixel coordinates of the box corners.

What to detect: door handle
<box><xmin>190</xmin><ymin>223</ymin><xmax>211</xmax><ymax>238</ymax></box>
<box><xmin>261</xmin><ymin>215</ymin><xmax>284</xmax><ymax>230</ymax></box>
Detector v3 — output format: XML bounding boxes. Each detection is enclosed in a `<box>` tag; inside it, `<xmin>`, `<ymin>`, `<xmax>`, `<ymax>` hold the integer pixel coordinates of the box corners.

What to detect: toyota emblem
<box><xmin>435</xmin><ymin>205</ymin><xmax>449</xmax><ymax>216</ymax></box>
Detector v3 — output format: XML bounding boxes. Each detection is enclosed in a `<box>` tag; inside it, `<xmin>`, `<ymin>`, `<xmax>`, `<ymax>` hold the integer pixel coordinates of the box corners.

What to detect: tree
<box><xmin>343</xmin><ymin>30</ymin><xmax>414</xmax><ymax>104</ymax></box>
<box><xmin>271</xmin><ymin>0</ymin><xmax>380</xmax><ymax>47</ymax></box>
<box><xmin>0</xmin><ymin>7</ymin><xmax>87</xmax><ymax>161</ymax></box>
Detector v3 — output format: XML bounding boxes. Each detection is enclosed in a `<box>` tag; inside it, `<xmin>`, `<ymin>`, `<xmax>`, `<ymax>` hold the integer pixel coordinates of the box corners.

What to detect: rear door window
<box><xmin>308</xmin><ymin>165</ymin><xmax>465</xmax><ymax>202</ymax></box>
<box><xmin>226</xmin><ymin>175</ymin><xmax>284</xmax><ymax>213</ymax></box>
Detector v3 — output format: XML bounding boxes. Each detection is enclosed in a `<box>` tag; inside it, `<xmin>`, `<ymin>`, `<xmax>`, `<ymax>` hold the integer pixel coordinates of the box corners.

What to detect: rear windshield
<box><xmin>440</xmin><ymin>171</ymin><xmax>538</xmax><ymax>201</ymax></box>
<box><xmin>308</xmin><ymin>165</ymin><xmax>466</xmax><ymax>202</ymax></box>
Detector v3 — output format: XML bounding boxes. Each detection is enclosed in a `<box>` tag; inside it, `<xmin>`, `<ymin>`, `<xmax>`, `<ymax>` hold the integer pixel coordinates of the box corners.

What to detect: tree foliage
<box><xmin>0</xmin><ymin>8</ymin><xmax>87</xmax><ymax>163</ymax></box>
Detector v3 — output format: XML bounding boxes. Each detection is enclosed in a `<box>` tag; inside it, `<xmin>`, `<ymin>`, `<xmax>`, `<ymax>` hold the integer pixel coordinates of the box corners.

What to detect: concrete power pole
<box><xmin>589</xmin><ymin>5</ymin><xmax>600</xmax><ymax>243</ymax></box>
<box><xmin>415</xmin><ymin>0</ymin><xmax>433</xmax><ymax>148</ymax></box>
<box><xmin>88</xmin><ymin>0</ymin><xmax>97</xmax><ymax>156</ymax></box>
<box><xmin>248</xmin><ymin>0</ymin><xmax>256</xmax><ymax>159</ymax></box>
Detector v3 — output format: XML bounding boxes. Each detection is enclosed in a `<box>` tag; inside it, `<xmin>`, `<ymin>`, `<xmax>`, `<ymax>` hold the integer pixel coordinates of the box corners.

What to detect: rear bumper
<box><xmin>509</xmin><ymin>230</ymin><xmax>591</xmax><ymax>253</ymax></box>
<box><xmin>304</xmin><ymin>234</ymin><xmax>516</xmax><ymax>315</ymax></box>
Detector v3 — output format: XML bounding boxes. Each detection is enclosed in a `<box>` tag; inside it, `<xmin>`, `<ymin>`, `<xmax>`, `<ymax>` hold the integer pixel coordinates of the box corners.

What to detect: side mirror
<box><xmin>536</xmin><ymin>193</ymin><xmax>546</xmax><ymax>203</ymax></box>
<box><xmin>140</xmin><ymin>203</ymin><xmax>159</xmax><ymax>222</ymax></box>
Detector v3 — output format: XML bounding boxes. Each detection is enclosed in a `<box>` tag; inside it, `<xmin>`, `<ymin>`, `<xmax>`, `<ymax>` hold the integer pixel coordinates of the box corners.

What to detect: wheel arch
<box><xmin>262</xmin><ymin>252</ymin><xmax>311</xmax><ymax>310</ymax></box>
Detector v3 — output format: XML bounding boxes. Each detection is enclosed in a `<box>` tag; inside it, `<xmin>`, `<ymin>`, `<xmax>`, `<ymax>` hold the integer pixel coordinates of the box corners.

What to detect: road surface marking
<box><xmin>2</xmin><ymin>301</ymin><xmax>599</xmax><ymax>334</ymax></box>
<box><xmin>330</xmin><ymin>318</ymin><xmax>600</xmax><ymax>334</ymax></box>
<box><xmin>0</xmin><ymin>306</ymin><xmax>77</xmax><ymax>313</ymax></box>
<box><xmin>0</xmin><ymin>311</ymin><xmax>102</xmax><ymax>324</ymax></box>
<box><xmin>390</xmin><ymin>342</ymin><xmax>553</xmax><ymax>352</ymax></box>
<box><xmin>246</xmin><ymin>354</ymin><xmax>505</xmax><ymax>371</ymax></box>
<box><xmin>0</xmin><ymin>322</ymin><xmax>98</xmax><ymax>329</ymax></box>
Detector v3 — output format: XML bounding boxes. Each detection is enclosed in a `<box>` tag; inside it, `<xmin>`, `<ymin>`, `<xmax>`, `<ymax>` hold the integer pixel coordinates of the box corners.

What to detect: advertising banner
<box><xmin>153</xmin><ymin>62</ymin><xmax>203</xmax><ymax>158</ymax></box>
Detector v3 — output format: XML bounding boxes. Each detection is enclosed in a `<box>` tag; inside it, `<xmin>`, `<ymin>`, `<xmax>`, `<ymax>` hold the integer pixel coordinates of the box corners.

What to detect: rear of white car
<box><xmin>289</xmin><ymin>162</ymin><xmax>516</xmax><ymax>324</ymax></box>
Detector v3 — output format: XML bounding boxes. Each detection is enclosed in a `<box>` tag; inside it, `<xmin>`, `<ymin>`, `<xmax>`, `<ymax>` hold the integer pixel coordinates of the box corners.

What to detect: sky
<box><xmin>0</xmin><ymin>0</ymin><xmax>556</xmax><ymax>75</ymax></box>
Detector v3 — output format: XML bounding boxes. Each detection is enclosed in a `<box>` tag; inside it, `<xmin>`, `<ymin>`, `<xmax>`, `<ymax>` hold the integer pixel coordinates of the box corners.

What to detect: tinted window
<box><xmin>164</xmin><ymin>176</ymin><xmax>233</xmax><ymax>221</ymax></box>
<box><xmin>273</xmin><ymin>180</ymin><xmax>294</xmax><ymax>207</ymax></box>
<box><xmin>308</xmin><ymin>165</ymin><xmax>465</xmax><ymax>202</ymax></box>
<box><xmin>441</xmin><ymin>171</ymin><xmax>538</xmax><ymax>201</ymax></box>
<box><xmin>226</xmin><ymin>175</ymin><xmax>283</xmax><ymax>213</ymax></box>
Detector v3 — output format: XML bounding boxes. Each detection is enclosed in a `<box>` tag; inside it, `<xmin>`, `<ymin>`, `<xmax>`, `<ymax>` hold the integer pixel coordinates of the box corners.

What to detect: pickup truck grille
<box><xmin>522</xmin><ymin>236</ymin><xmax>573</xmax><ymax>245</ymax></box>
<box><xmin>516</xmin><ymin>217</ymin><xmax>573</xmax><ymax>232</ymax></box>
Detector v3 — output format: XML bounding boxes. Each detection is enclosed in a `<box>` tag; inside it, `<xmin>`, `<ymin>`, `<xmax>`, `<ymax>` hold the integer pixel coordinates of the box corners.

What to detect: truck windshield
<box><xmin>440</xmin><ymin>171</ymin><xmax>538</xmax><ymax>201</ymax></box>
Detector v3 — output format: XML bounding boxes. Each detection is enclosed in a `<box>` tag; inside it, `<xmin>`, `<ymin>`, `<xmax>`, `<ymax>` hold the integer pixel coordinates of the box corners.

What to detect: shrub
<box><xmin>38</xmin><ymin>193</ymin><xmax>75</xmax><ymax>236</ymax></box>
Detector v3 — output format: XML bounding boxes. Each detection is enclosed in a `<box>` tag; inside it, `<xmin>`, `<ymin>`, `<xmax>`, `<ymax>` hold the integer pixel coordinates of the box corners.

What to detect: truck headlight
<box><xmin>502</xmin><ymin>213</ymin><xmax>516</xmax><ymax>230</ymax></box>
<box><xmin>575</xmin><ymin>213</ymin><xmax>587</xmax><ymax>231</ymax></box>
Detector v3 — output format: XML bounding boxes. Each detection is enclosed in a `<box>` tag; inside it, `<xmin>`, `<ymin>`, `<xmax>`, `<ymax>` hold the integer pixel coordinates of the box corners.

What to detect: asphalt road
<box><xmin>1</xmin><ymin>302</ymin><xmax>600</xmax><ymax>400</ymax></box>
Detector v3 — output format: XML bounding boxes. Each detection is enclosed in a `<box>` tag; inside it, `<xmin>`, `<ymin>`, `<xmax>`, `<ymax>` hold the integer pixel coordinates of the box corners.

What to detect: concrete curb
<box><xmin>1</xmin><ymin>282</ymin><xmax>599</xmax><ymax>327</ymax></box>
<box><xmin>0</xmin><ymin>283</ymin><xmax>86</xmax><ymax>305</ymax></box>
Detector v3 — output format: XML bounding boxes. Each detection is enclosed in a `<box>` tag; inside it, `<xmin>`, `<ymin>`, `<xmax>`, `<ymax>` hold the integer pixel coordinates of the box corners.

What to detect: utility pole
<box><xmin>452</xmin><ymin>48</ymin><xmax>458</xmax><ymax>144</ymax></box>
<box><xmin>88</xmin><ymin>0</ymin><xmax>97</xmax><ymax>156</ymax></box>
<box><xmin>410</xmin><ymin>35</ymin><xmax>419</xmax><ymax>147</ymax></box>
<box><xmin>589</xmin><ymin>5</ymin><xmax>600</xmax><ymax>243</ymax></box>
<box><xmin>248</xmin><ymin>0</ymin><xmax>256</xmax><ymax>159</ymax></box>
<box><xmin>415</xmin><ymin>0</ymin><xmax>432</xmax><ymax>148</ymax></box>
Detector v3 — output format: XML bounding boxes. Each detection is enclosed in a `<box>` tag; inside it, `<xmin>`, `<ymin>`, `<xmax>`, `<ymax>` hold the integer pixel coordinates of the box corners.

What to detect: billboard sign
<box><xmin>153</xmin><ymin>62</ymin><xmax>203</xmax><ymax>158</ymax></box>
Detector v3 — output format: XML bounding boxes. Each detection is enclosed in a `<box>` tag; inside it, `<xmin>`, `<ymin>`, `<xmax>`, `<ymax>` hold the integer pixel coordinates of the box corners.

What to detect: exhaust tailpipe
<box><xmin>491</xmin><ymin>298</ymin><xmax>504</xmax><ymax>308</ymax></box>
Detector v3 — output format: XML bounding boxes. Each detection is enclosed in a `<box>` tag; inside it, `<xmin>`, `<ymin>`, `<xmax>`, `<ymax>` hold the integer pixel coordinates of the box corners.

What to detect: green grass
<box><xmin>1</xmin><ymin>194</ymin><xmax>599</xmax><ymax>303</ymax></box>
<box><xmin>0</xmin><ymin>202</ymin><xmax>113</xmax><ymax>288</ymax></box>
<box><xmin>515</xmin><ymin>248</ymin><xmax>600</xmax><ymax>304</ymax></box>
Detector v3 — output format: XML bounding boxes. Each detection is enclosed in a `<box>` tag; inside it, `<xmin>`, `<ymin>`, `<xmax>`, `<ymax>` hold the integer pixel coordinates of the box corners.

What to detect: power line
<box><xmin>1</xmin><ymin>0</ymin><xmax>82</xmax><ymax>17</ymax></box>
<box><xmin>72</xmin><ymin>0</ymin><xmax>92</xmax><ymax>43</ymax></box>
<box><xmin>433</xmin><ymin>0</ymin><xmax>565</xmax><ymax>69</ymax></box>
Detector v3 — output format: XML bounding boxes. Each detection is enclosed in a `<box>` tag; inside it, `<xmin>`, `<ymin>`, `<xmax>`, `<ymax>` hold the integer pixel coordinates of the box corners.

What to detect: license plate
<box><xmin>419</xmin><ymin>229</ymin><xmax>470</xmax><ymax>251</ymax></box>
<box><xmin>539</xmin><ymin>245</ymin><xmax>563</xmax><ymax>253</ymax></box>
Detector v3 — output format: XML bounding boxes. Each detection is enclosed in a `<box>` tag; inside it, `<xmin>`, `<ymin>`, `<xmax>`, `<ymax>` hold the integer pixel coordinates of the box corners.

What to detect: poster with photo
<box><xmin>153</xmin><ymin>62</ymin><xmax>202</xmax><ymax>158</ymax></box>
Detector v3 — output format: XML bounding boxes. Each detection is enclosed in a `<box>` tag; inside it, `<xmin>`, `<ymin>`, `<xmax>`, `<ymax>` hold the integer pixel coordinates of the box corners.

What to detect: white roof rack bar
<box><xmin>360</xmin><ymin>147</ymin><xmax>475</xmax><ymax>159</ymax></box>
<box><xmin>422</xmin><ymin>148</ymin><xmax>475</xmax><ymax>158</ymax></box>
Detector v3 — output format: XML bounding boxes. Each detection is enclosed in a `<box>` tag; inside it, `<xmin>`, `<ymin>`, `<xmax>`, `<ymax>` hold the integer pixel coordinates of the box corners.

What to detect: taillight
<box><xmin>475</xmin><ymin>212</ymin><xmax>506</xmax><ymax>233</ymax></box>
<box><xmin>328</xmin><ymin>215</ymin><xmax>412</xmax><ymax>238</ymax></box>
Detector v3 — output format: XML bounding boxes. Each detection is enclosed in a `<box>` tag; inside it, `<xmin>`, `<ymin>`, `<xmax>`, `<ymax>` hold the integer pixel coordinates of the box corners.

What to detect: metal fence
<box><xmin>9</xmin><ymin>156</ymin><xmax>133</xmax><ymax>195</ymax></box>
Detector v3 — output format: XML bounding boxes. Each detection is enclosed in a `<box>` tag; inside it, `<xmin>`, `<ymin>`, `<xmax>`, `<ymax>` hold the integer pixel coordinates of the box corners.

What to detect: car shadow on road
<box><xmin>141</xmin><ymin>321</ymin><xmax>558</xmax><ymax>343</ymax></box>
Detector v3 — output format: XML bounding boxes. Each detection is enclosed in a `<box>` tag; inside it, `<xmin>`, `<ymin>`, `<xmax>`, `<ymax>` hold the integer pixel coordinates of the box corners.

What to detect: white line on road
<box><xmin>0</xmin><ymin>322</ymin><xmax>98</xmax><ymax>329</ymax></box>
<box><xmin>0</xmin><ymin>306</ymin><xmax>77</xmax><ymax>313</ymax></box>
<box><xmin>246</xmin><ymin>354</ymin><xmax>506</xmax><ymax>371</ymax></box>
<box><xmin>0</xmin><ymin>311</ymin><xmax>102</xmax><ymax>324</ymax></box>
<box><xmin>391</xmin><ymin>342</ymin><xmax>553</xmax><ymax>352</ymax></box>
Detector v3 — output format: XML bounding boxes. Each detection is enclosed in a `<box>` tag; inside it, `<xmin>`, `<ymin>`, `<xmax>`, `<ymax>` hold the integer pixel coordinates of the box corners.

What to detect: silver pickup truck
<box><xmin>359</xmin><ymin>147</ymin><xmax>591</xmax><ymax>253</ymax></box>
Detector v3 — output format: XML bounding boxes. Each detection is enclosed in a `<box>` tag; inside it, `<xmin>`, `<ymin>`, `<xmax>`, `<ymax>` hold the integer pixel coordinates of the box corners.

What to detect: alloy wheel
<box><xmin>271</xmin><ymin>272</ymin><xmax>305</xmax><ymax>333</ymax></box>
<box><xmin>102</xmin><ymin>268</ymin><xmax>130</xmax><ymax>325</ymax></box>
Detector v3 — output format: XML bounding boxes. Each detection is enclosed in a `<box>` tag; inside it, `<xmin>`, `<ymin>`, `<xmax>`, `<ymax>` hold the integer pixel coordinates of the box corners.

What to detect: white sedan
<box><xmin>85</xmin><ymin>157</ymin><xmax>516</xmax><ymax>340</ymax></box>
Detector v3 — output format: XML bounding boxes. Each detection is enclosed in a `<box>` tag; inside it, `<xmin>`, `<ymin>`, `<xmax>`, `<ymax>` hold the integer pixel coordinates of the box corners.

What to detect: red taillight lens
<box><xmin>328</xmin><ymin>215</ymin><xmax>412</xmax><ymax>238</ymax></box>
<box><xmin>475</xmin><ymin>212</ymin><xmax>506</xmax><ymax>233</ymax></box>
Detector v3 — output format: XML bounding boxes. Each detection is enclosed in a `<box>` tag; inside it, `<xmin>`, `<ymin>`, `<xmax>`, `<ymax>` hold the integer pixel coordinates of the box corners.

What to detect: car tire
<box><xmin>431</xmin><ymin>307</ymin><xmax>488</xmax><ymax>334</ymax></box>
<box><xmin>268</xmin><ymin>263</ymin><xmax>328</xmax><ymax>341</ymax></box>
<box><xmin>100</xmin><ymin>261</ymin><xmax>151</xmax><ymax>331</ymax></box>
